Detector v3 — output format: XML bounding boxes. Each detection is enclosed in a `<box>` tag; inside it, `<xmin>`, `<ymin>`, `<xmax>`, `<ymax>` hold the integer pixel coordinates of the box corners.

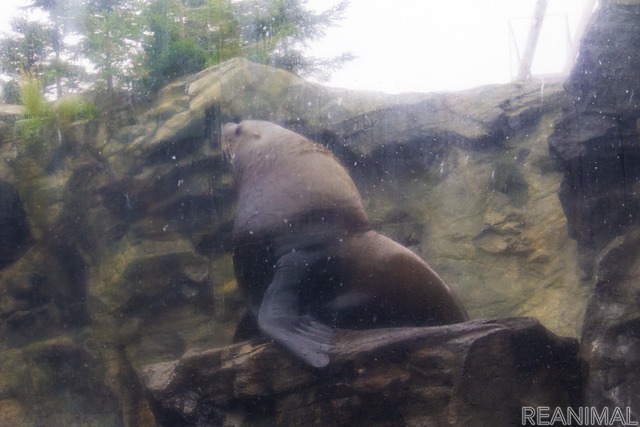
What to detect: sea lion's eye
<box><xmin>235</xmin><ymin>125</ymin><xmax>242</xmax><ymax>136</ymax></box>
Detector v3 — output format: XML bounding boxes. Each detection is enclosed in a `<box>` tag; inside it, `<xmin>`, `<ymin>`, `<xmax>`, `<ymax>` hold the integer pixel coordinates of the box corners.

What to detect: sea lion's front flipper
<box><xmin>257</xmin><ymin>250</ymin><xmax>334</xmax><ymax>368</ymax></box>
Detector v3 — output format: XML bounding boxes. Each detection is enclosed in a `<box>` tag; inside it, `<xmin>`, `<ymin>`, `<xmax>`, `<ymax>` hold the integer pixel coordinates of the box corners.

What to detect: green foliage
<box><xmin>15</xmin><ymin>73</ymin><xmax>98</xmax><ymax>141</ymax></box>
<box><xmin>0</xmin><ymin>2</ymin><xmax>81</xmax><ymax>98</ymax></box>
<box><xmin>83</xmin><ymin>0</ymin><xmax>145</xmax><ymax>93</ymax></box>
<box><xmin>19</xmin><ymin>72</ymin><xmax>48</xmax><ymax>118</ymax></box>
<box><xmin>16</xmin><ymin>116</ymin><xmax>48</xmax><ymax>141</ymax></box>
<box><xmin>52</xmin><ymin>96</ymin><xmax>99</xmax><ymax>122</ymax></box>
<box><xmin>207</xmin><ymin>0</ymin><xmax>243</xmax><ymax>63</ymax></box>
<box><xmin>2</xmin><ymin>80</ymin><xmax>20</xmax><ymax>104</ymax></box>
<box><xmin>0</xmin><ymin>18</ymin><xmax>52</xmax><ymax>78</ymax></box>
<box><xmin>238</xmin><ymin>0</ymin><xmax>351</xmax><ymax>78</ymax></box>
<box><xmin>16</xmin><ymin>72</ymin><xmax>49</xmax><ymax>141</ymax></box>
<box><xmin>162</xmin><ymin>40</ymin><xmax>208</xmax><ymax>81</ymax></box>
<box><xmin>17</xmin><ymin>73</ymin><xmax>49</xmax><ymax>140</ymax></box>
<box><xmin>141</xmin><ymin>0</ymin><xmax>240</xmax><ymax>92</ymax></box>
<box><xmin>26</xmin><ymin>0</ymin><xmax>71</xmax><ymax>98</ymax></box>
<box><xmin>1</xmin><ymin>0</ymin><xmax>350</xmax><ymax>99</ymax></box>
<box><xmin>141</xmin><ymin>0</ymin><xmax>350</xmax><ymax>89</ymax></box>
<box><xmin>144</xmin><ymin>38</ymin><xmax>208</xmax><ymax>91</ymax></box>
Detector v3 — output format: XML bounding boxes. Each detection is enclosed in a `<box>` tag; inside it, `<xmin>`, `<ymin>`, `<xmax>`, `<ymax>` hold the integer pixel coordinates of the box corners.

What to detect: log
<box><xmin>141</xmin><ymin>318</ymin><xmax>582</xmax><ymax>426</ymax></box>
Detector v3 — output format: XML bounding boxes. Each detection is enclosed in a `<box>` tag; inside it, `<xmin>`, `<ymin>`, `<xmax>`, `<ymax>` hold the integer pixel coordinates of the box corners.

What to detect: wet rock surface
<box><xmin>581</xmin><ymin>227</ymin><xmax>640</xmax><ymax>423</ymax></box>
<box><xmin>549</xmin><ymin>1</ymin><xmax>640</xmax><ymax>259</ymax></box>
<box><xmin>0</xmin><ymin>180</ymin><xmax>31</xmax><ymax>269</ymax></box>
<box><xmin>547</xmin><ymin>1</ymin><xmax>640</xmax><ymax>422</ymax></box>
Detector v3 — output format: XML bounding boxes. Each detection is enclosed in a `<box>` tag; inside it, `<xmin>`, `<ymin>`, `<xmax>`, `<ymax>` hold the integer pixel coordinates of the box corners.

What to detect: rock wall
<box><xmin>549</xmin><ymin>0</ymin><xmax>640</xmax><ymax>264</ymax></box>
<box><xmin>0</xmin><ymin>58</ymin><xmax>586</xmax><ymax>424</ymax></box>
<box><xmin>333</xmin><ymin>84</ymin><xmax>585</xmax><ymax>332</ymax></box>
<box><xmin>549</xmin><ymin>1</ymin><xmax>640</xmax><ymax>421</ymax></box>
<box><xmin>160</xmin><ymin>59</ymin><xmax>585</xmax><ymax>336</ymax></box>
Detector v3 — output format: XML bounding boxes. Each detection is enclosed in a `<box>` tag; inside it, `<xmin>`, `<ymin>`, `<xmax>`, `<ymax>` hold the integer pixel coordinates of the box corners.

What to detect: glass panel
<box><xmin>0</xmin><ymin>0</ymin><xmax>637</xmax><ymax>426</ymax></box>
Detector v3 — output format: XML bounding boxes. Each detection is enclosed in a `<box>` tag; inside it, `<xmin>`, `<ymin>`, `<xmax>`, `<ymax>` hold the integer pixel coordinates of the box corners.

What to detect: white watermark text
<box><xmin>522</xmin><ymin>406</ymin><xmax>638</xmax><ymax>426</ymax></box>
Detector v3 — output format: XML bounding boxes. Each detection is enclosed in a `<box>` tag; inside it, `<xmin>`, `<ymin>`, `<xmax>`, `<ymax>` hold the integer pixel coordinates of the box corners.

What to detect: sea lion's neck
<box><xmin>232</xmin><ymin>146</ymin><xmax>275</xmax><ymax>185</ymax></box>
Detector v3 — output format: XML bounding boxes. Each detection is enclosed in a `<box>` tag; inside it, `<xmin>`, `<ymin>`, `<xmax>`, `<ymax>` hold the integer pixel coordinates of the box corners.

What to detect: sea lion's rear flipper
<box><xmin>257</xmin><ymin>250</ymin><xmax>334</xmax><ymax>368</ymax></box>
<box><xmin>260</xmin><ymin>314</ymin><xmax>333</xmax><ymax>368</ymax></box>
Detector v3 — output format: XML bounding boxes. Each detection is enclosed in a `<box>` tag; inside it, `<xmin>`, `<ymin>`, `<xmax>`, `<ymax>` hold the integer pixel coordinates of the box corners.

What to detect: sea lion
<box><xmin>222</xmin><ymin>120</ymin><xmax>468</xmax><ymax>368</ymax></box>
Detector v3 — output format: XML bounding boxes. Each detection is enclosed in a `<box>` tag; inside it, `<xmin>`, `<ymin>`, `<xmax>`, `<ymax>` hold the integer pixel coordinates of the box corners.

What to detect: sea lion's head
<box><xmin>222</xmin><ymin>120</ymin><xmax>299</xmax><ymax>165</ymax></box>
<box><xmin>222</xmin><ymin>121</ymin><xmax>254</xmax><ymax>164</ymax></box>
<box><xmin>222</xmin><ymin>120</ymin><xmax>370</xmax><ymax>240</ymax></box>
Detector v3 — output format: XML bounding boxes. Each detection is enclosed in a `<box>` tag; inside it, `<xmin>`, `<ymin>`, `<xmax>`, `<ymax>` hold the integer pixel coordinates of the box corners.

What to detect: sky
<box><xmin>0</xmin><ymin>0</ymin><xmax>597</xmax><ymax>94</ymax></box>
<box><xmin>306</xmin><ymin>0</ymin><xmax>597</xmax><ymax>93</ymax></box>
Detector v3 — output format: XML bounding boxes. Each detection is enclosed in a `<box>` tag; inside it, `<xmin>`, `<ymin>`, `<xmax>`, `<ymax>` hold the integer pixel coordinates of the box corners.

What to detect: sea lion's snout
<box><xmin>221</xmin><ymin>122</ymin><xmax>238</xmax><ymax>162</ymax></box>
<box><xmin>222</xmin><ymin>122</ymin><xmax>239</xmax><ymax>137</ymax></box>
